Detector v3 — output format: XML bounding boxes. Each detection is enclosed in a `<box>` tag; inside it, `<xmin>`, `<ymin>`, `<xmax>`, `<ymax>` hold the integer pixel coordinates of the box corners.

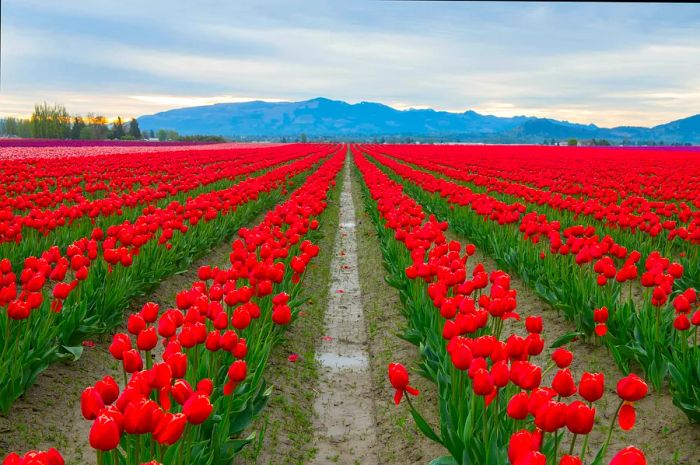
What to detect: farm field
<box><xmin>1</xmin><ymin>141</ymin><xmax>699</xmax><ymax>465</ymax></box>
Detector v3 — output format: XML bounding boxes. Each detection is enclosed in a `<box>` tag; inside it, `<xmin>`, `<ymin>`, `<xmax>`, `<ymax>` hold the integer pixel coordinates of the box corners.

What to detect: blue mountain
<box><xmin>137</xmin><ymin>97</ymin><xmax>700</xmax><ymax>142</ymax></box>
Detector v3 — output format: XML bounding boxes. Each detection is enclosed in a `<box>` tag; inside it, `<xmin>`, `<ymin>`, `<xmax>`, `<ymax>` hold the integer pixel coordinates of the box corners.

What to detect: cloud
<box><xmin>2</xmin><ymin>1</ymin><xmax>700</xmax><ymax>126</ymax></box>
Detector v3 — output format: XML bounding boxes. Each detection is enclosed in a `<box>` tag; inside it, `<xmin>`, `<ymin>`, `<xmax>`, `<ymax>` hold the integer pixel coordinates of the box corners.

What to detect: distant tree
<box><xmin>79</xmin><ymin>126</ymin><xmax>94</xmax><ymax>140</ymax></box>
<box><xmin>1</xmin><ymin>118</ymin><xmax>19</xmax><ymax>135</ymax></box>
<box><xmin>300</xmin><ymin>133</ymin><xmax>308</xmax><ymax>143</ymax></box>
<box><xmin>111</xmin><ymin>117</ymin><xmax>126</xmax><ymax>139</ymax></box>
<box><xmin>128</xmin><ymin>118</ymin><xmax>142</xmax><ymax>139</ymax></box>
<box><xmin>86</xmin><ymin>114</ymin><xmax>109</xmax><ymax>139</ymax></box>
<box><xmin>70</xmin><ymin>117</ymin><xmax>86</xmax><ymax>139</ymax></box>
<box><xmin>567</xmin><ymin>138</ymin><xmax>578</xmax><ymax>146</ymax></box>
<box><xmin>157</xmin><ymin>129</ymin><xmax>168</xmax><ymax>141</ymax></box>
<box><xmin>30</xmin><ymin>102</ymin><xmax>71</xmax><ymax>138</ymax></box>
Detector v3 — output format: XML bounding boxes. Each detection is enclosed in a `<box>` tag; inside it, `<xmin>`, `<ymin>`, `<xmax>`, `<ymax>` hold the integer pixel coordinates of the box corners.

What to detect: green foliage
<box><xmin>30</xmin><ymin>102</ymin><xmax>71</xmax><ymax>138</ymax></box>
<box><xmin>128</xmin><ymin>118</ymin><xmax>141</xmax><ymax>139</ymax></box>
<box><xmin>70</xmin><ymin>117</ymin><xmax>86</xmax><ymax>139</ymax></box>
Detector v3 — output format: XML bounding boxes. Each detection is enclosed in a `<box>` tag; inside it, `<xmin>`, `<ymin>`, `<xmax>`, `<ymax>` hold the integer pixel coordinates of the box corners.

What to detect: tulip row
<box><xmin>351</xmin><ymin>146</ymin><xmax>648</xmax><ymax>465</ymax></box>
<box><xmin>359</xmin><ymin>146</ymin><xmax>700</xmax><ymax>421</ymax></box>
<box><xmin>368</xmin><ymin>145</ymin><xmax>699</xmax><ymax>292</ymax></box>
<box><xmin>0</xmin><ymin>144</ymin><xmax>327</xmax><ymax>268</ymax></box>
<box><xmin>2</xmin><ymin>147</ymin><xmax>345</xmax><ymax>465</ymax></box>
<box><xmin>0</xmin><ymin>145</ymin><xmax>340</xmax><ymax>412</ymax></box>
<box><xmin>372</xmin><ymin>144</ymin><xmax>700</xmax><ymax>237</ymax></box>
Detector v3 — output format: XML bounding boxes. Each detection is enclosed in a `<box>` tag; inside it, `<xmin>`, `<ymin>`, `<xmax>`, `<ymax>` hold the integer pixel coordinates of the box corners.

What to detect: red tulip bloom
<box><xmin>508</xmin><ymin>429</ymin><xmax>541</xmax><ymax>464</ymax></box>
<box><xmin>552</xmin><ymin>348</ymin><xmax>573</xmax><ymax>368</ymax></box>
<box><xmin>472</xmin><ymin>368</ymin><xmax>495</xmax><ymax>396</ymax></box>
<box><xmin>579</xmin><ymin>372</ymin><xmax>604</xmax><ymax>402</ymax></box>
<box><xmin>153</xmin><ymin>412</ymin><xmax>187</xmax><ymax>445</ymax></box>
<box><xmin>108</xmin><ymin>333</ymin><xmax>131</xmax><ymax>360</ymax></box>
<box><xmin>609</xmin><ymin>446</ymin><xmax>647</xmax><ymax>465</ymax></box>
<box><xmin>618</xmin><ymin>403</ymin><xmax>636</xmax><ymax>431</ymax></box>
<box><xmin>272</xmin><ymin>305</ymin><xmax>292</xmax><ymax>325</ymax></box>
<box><xmin>507</xmin><ymin>391</ymin><xmax>530</xmax><ymax>420</ymax></box>
<box><xmin>534</xmin><ymin>400</ymin><xmax>566</xmax><ymax>432</ymax></box>
<box><xmin>95</xmin><ymin>376</ymin><xmax>119</xmax><ymax>405</ymax></box>
<box><xmin>183</xmin><ymin>393</ymin><xmax>213</xmax><ymax>425</ymax></box>
<box><xmin>552</xmin><ymin>369</ymin><xmax>577</xmax><ymax>397</ymax></box>
<box><xmin>565</xmin><ymin>400</ymin><xmax>595</xmax><ymax>434</ymax></box>
<box><xmin>137</xmin><ymin>327</ymin><xmax>158</xmax><ymax>351</ymax></box>
<box><xmin>525</xmin><ymin>316</ymin><xmax>543</xmax><ymax>334</ymax></box>
<box><xmin>122</xmin><ymin>349</ymin><xmax>143</xmax><ymax>373</ymax></box>
<box><xmin>89</xmin><ymin>413</ymin><xmax>122</xmax><ymax>451</ymax></box>
<box><xmin>388</xmin><ymin>363</ymin><xmax>420</xmax><ymax>405</ymax></box>
<box><xmin>559</xmin><ymin>455</ymin><xmax>582</xmax><ymax>465</ymax></box>
<box><xmin>81</xmin><ymin>387</ymin><xmax>105</xmax><ymax>420</ymax></box>
<box><xmin>616</xmin><ymin>374</ymin><xmax>648</xmax><ymax>402</ymax></box>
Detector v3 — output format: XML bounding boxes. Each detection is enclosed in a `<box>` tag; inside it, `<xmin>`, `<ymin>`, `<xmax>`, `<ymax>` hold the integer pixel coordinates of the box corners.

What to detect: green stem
<box><xmin>568</xmin><ymin>433</ymin><xmax>578</xmax><ymax>456</ymax></box>
<box><xmin>600</xmin><ymin>400</ymin><xmax>624</xmax><ymax>458</ymax></box>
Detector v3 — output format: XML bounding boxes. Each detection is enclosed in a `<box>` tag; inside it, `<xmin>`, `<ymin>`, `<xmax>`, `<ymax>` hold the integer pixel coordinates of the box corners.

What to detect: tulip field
<box><xmin>1</xmin><ymin>140</ymin><xmax>699</xmax><ymax>465</ymax></box>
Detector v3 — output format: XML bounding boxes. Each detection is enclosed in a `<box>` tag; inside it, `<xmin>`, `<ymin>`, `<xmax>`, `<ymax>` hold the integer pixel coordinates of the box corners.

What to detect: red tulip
<box><xmin>552</xmin><ymin>369</ymin><xmax>577</xmax><ymax>397</ymax></box>
<box><xmin>609</xmin><ymin>446</ymin><xmax>647</xmax><ymax>465</ymax></box>
<box><xmin>552</xmin><ymin>348</ymin><xmax>573</xmax><ymax>368</ymax></box>
<box><xmin>153</xmin><ymin>412</ymin><xmax>187</xmax><ymax>445</ymax></box>
<box><xmin>109</xmin><ymin>333</ymin><xmax>131</xmax><ymax>360</ymax></box>
<box><xmin>89</xmin><ymin>413</ymin><xmax>121</xmax><ymax>451</ymax></box>
<box><xmin>507</xmin><ymin>391</ymin><xmax>530</xmax><ymax>420</ymax></box>
<box><xmin>565</xmin><ymin>400</ymin><xmax>595</xmax><ymax>434</ymax></box>
<box><xmin>137</xmin><ymin>327</ymin><xmax>158</xmax><ymax>351</ymax></box>
<box><xmin>618</xmin><ymin>403</ymin><xmax>636</xmax><ymax>431</ymax></box>
<box><xmin>122</xmin><ymin>349</ymin><xmax>143</xmax><ymax>373</ymax></box>
<box><xmin>616</xmin><ymin>374</ymin><xmax>648</xmax><ymax>402</ymax></box>
<box><xmin>183</xmin><ymin>393</ymin><xmax>213</xmax><ymax>425</ymax></box>
<box><xmin>525</xmin><ymin>316</ymin><xmax>543</xmax><ymax>334</ymax></box>
<box><xmin>579</xmin><ymin>372</ymin><xmax>604</xmax><ymax>402</ymax></box>
<box><xmin>559</xmin><ymin>455</ymin><xmax>582</xmax><ymax>465</ymax></box>
<box><xmin>94</xmin><ymin>376</ymin><xmax>119</xmax><ymax>405</ymax></box>
<box><xmin>81</xmin><ymin>387</ymin><xmax>105</xmax><ymax>420</ymax></box>
<box><xmin>272</xmin><ymin>305</ymin><xmax>292</xmax><ymax>325</ymax></box>
<box><xmin>388</xmin><ymin>363</ymin><xmax>420</xmax><ymax>405</ymax></box>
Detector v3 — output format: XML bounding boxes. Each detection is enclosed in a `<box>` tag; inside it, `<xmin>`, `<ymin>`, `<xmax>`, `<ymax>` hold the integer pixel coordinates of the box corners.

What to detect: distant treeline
<box><xmin>0</xmin><ymin>102</ymin><xmax>226</xmax><ymax>142</ymax></box>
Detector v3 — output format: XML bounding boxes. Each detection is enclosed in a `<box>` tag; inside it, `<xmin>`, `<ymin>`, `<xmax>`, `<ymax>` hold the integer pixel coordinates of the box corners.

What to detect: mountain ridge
<box><xmin>137</xmin><ymin>97</ymin><xmax>700</xmax><ymax>143</ymax></box>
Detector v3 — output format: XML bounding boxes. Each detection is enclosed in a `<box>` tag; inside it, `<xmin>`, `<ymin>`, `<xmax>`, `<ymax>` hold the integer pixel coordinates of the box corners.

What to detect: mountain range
<box><xmin>137</xmin><ymin>97</ymin><xmax>700</xmax><ymax>143</ymax></box>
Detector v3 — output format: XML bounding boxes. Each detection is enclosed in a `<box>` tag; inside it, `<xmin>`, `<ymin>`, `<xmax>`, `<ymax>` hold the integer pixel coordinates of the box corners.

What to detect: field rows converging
<box><xmin>1</xmin><ymin>142</ymin><xmax>699</xmax><ymax>465</ymax></box>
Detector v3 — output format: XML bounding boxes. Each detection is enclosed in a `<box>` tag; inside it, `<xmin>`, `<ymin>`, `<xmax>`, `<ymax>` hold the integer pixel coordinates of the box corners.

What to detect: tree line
<box><xmin>0</xmin><ymin>103</ymin><xmax>144</xmax><ymax>140</ymax></box>
<box><xmin>0</xmin><ymin>102</ymin><xmax>225</xmax><ymax>142</ymax></box>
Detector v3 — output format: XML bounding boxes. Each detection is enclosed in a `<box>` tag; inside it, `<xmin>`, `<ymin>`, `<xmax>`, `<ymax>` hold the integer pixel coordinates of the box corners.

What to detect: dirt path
<box><xmin>310</xmin><ymin>159</ymin><xmax>380</xmax><ymax>464</ymax></box>
<box><xmin>351</xmin><ymin>165</ymin><xmax>447</xmax><ymax>464</ymax></box>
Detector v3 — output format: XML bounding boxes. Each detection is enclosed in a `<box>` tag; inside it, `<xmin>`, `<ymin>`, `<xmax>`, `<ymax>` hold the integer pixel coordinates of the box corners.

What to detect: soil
<box><xmin>308</xmin><ymin>160</ymin><xmax>380</xmax><ymax>464</ymax></box>
<box><xmin>350</xmin><ymin>165</ymin><xmax>447</xmax><ymax>465</ymax></box>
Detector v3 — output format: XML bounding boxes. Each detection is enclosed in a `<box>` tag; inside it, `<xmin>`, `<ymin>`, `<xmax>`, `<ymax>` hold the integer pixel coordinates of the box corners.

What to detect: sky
<box><xmin>1</xmin><ymin>1</ymin><xmax>700</xmax><ymax>127</ymax></box>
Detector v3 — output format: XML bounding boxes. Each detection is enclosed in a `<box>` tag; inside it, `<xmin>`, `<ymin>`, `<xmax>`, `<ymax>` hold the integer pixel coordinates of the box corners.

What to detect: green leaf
<box><xmin>408</xmin><ymin>404</ymin><xmax>442</xmax><ymax>445</ymax></box>
<box><xmin>429</xmin><ymin>456</ymin><xmax>458</xmax><ymax>465</ymax></box>
<box><xmin>60</xmin><ymin>345</ymin><xmax>84</xmax><ymax>361</ymax></box>
<box><xmin>549</xmin><ymin>331</ymin><xmax>585</xmax><ymax>348</ymax></box>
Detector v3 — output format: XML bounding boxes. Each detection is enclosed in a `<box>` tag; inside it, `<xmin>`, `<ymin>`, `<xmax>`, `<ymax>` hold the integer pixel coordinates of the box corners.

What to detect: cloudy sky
<box><xmin>2</xmin><ymin>1</ymin><xmax>699</xmax><ymax>126</ymax></box>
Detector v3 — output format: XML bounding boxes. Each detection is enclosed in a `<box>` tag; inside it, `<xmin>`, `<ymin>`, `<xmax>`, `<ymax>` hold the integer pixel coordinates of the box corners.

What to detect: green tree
<box><xmin>79</xmin><ymin>126</ymin><xmax>95</xmax><ymax>140</ymax></box>
<box><xmin>30</xmin><ymin>102</ymin><xmax>71</xmax><ymax>138</ymax></box>
<box><xmin>111</xmin><ymin>117</ymin><xmax>125</xmax><ymax>139</ymax></box>
<box><xmin>128</xmin><ymin>118</ymin><xmax>141</xmax><ymax>139</ymax></box>
<box><xmin>567</xmin><ymin>138</ymin><xmax>578</xmax><ymax>146</ymax></box>
<box><xmin>70</xmin><ymin>117</ymin><xmax>86</xmax><ymax>139</ymax></box>
<box><xmin>86</xmin><ymin>114</ymin><xmax>109</xmax><ymax>139</ymax></box>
